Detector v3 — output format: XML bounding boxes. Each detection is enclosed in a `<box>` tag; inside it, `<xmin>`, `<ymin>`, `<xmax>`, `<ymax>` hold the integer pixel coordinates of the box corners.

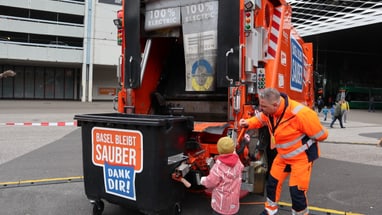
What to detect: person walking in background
<box><xmin>369</xmin><ymin>96</ymin><xmax>375</xmax><ymax>112</ymax></box>
<box><xmin>200</xmin><ymin>136</ymin><xmax>244</xmax><ymax>215</ymax></box>
<box><xmin>316</xmin><ymin>96</ymin><xmax>324</xmax><ymax>113</ymax></box>
<box><xmin>330</xmin><ymin>100</ymin><xmax>345</xmax><ymax>128</ymax></box>
<box><xmin>239</xmin><ymin>88</ymin><xmax>328</xmax><ymax>215</ymax></box>
<box><xmin>341</xmin><ymin>99</ymin><xmax>350</xmax><ymax>123</ymax></box>
<box><xmin>322</xmin><ymin>106</ymin><xmax>329</xmax><ymax>121</ymax></box>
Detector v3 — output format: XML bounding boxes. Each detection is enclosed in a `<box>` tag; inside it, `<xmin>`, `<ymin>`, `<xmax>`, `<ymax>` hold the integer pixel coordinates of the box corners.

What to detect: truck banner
<box><xmin>182</xmin><ymin>1</ymin><xmax>218</xmax><ymax>91</ymax></box>
<box><xmin>290</xmin><ymin>35</ymin><xmax>304</xmax><ymax>92</ymax></box>
<box><xmin>144</xmin><ymin>6</ymin><xmax>181</xmax><ymax>31</ymax></box>
<box><xmin>92</xmin><ymin>127</ymin><xmax>143</xmax><ymax>200</ymax></box>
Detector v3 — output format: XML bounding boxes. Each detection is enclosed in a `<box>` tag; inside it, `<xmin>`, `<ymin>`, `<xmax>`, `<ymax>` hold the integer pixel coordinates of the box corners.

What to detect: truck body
<box><xmin>111</xmin><ymin>0</ymin><xmax>314</xmax><ymax>211</ymax></box>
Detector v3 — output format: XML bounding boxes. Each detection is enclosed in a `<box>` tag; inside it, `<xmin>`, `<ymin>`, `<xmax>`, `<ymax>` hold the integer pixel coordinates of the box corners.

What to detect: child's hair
<box><xmin>217</xmin><ymin>137</ymin><xmax>235</xmax><ymax>154</ymax></box>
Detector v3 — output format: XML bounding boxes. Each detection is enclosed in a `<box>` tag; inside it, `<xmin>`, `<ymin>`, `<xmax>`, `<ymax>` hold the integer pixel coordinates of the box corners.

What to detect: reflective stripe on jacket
<box><xmin>246</xmin><ymin>95</ymin><xmax>328</xmax><ymax>160</ymax></box>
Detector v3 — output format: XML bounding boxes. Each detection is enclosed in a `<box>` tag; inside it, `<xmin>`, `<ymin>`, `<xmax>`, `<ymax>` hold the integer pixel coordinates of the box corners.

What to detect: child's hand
<box><xmin>200</xmin><ymin>176</ymin><xmax>206</xmax><ymax>186</ymax></box>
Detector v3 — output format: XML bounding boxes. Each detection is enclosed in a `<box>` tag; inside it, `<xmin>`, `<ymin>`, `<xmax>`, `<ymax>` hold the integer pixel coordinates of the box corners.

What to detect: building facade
<box><xmin>1</xmin><ymin>0</ymin><xmax>381</xmax><ymax>107</ymax></box>
<box><xmin>0</xmin><ymin>0</ymin><xmax>121</xmax><ymax>101</ymax></box>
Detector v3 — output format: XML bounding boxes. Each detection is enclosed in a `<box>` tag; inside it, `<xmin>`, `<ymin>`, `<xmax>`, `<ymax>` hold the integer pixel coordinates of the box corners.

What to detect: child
<box><xmin>330</xmin><ymin>104</ymin><xmax>335</xmax><ymax>120</ymax></box>
<box><xmin>200</xmin><ymin>137</ymin><xmax>244</xmax><ymax>215</ymax></box>
<box><xmin>322</xmin><ymin>105</ymin><xmax>329</xmax><ymax>121</ymax></box>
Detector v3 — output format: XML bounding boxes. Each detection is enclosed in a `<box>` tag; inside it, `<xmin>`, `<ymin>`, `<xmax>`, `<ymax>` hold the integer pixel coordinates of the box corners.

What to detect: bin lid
<box><xmin>74</xmin><ymin>113</ymin><xmax>194</xmax><ymax>127</ymax></box>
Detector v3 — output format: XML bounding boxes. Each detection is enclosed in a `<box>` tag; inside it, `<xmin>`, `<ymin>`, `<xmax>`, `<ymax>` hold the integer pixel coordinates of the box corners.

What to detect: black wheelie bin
<box><xmin>74</xmin><ymin>113</ymin><xmax>194</xmax><ymax>215</ymax></box>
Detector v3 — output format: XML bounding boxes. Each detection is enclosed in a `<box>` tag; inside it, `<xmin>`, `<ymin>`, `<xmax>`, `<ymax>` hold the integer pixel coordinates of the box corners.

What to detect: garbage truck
<box><xmin>75</xmin><ymin>0</ymin><xmax>315</xmax><ymax>214</ymax></box>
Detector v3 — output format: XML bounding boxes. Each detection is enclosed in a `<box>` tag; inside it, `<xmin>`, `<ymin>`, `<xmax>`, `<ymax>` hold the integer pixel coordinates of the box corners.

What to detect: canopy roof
<box><xmin>286</xmin><ymin>0</ymin><xmax>382</xmax><ymax>36</ymax></box>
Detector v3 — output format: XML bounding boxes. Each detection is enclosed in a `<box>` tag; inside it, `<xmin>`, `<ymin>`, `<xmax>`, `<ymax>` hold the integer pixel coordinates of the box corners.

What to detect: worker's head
<box><xmin>217</xmin><ymin>136</ymin><xmax>235</xmax><ymax>155</ymax></box>
<box><xmin>259</xmin><ymin>88</ymin><xmax>281</xmax><ymax>115</ymax></box>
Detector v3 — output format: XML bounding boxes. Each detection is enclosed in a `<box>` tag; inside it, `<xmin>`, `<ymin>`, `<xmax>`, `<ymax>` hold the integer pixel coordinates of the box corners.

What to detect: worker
<box><xmin>316</xmin><ymin>95</ymin><xmax>324</xmax><ymax>113</ymax></box>
<box><xmin>200</xmin><ymin>136</ymin><xmax>244</xmax><ymax>215</ymax></box>
<box><xmin>239</xmin><ymin>88</ymin><xmax>328</xmax><ymax>215</ymax></box>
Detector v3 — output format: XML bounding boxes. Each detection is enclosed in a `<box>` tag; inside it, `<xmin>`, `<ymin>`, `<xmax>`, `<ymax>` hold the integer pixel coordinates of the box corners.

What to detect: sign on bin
<box><xmin>104</xmin><ymin>163</ymin><xmax>136</xmax><ymax>200</ymax></box>
<box><xmin>92</xmin><ymin>127</ymin><xmax>143</xmax><ymax>200</ymax></box>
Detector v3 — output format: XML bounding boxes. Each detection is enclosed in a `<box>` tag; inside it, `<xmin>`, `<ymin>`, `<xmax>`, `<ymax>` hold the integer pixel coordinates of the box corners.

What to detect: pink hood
<box><xmin>217</xmin><ymin>153</ymin><xmax>240</xmax><ymax>167</ymax></box>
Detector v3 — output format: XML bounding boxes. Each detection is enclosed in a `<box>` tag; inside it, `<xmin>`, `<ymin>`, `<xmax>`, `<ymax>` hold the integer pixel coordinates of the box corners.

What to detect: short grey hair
<box><xmin>259</xmin><ymin>88</ymin><xmax>281</xmax><ymax>104</ymax></box>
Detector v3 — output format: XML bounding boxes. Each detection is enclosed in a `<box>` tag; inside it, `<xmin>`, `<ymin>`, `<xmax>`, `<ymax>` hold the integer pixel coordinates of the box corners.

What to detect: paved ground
<box><xmin>317</xmin><ymin>109</ymin><xmax>382</xmax><ymax>167</ymax></box>
<box><xmin>0</xmin><ymin>100</ymin><xmax>381</xmax><ymax>215</ymax></box>
<box><xmin>319</xmin><ymin>109</ymin><xmax>382</xmax><ymax>145</ymax></box>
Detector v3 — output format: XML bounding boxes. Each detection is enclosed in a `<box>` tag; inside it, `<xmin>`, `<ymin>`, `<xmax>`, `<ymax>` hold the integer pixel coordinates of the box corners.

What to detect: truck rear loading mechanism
<box><xmin>79</xmin><ymin>0</ymin><xmax>315</xmax><ymax>214</ymax></box>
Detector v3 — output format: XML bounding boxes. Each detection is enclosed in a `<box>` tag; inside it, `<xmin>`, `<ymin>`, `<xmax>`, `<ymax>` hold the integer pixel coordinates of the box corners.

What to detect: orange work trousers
<box><xmin>264</xmin><ymin>154</ymin><xmax>312</xmax><ymax>214</ymax></box>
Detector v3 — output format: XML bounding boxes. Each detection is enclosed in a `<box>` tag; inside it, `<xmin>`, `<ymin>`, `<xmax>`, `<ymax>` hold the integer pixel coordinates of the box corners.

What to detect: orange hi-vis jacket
<box><xmin>246</xmin><ymin>94</ymin><xmax>328</xmax><ymax>161</ymax></box>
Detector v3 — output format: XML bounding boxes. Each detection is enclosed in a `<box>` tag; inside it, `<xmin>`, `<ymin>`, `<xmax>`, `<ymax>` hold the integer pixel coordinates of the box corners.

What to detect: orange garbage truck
<box><xmin>77</xmin><ymin>0</ymin><xmax>314</xmax><ymax>214</ymax></box>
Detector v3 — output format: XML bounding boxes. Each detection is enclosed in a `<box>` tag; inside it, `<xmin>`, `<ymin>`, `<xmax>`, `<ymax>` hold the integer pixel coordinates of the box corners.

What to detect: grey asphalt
<box><xmin>0</xmin><ymin>100</ymin><xmax>381</xmax><ymax>215</ymax></box>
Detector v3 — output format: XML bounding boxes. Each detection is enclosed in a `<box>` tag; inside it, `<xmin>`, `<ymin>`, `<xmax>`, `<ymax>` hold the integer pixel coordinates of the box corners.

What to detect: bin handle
<box><xmin>172</xmin><ymin>173</ymin><xmax>191</xmax><ymax>188</ymax></box>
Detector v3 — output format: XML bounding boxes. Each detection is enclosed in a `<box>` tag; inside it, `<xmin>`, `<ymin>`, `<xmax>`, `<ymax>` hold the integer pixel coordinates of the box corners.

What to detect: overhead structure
<box><xmin>286</xmin><ymin>0</ymin><xmax>382</xmax><ymax>37</ymax></box>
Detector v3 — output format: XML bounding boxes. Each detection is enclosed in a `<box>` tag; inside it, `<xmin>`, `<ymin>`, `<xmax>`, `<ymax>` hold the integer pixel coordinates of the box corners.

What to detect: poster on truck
<box><xmin>92</xmin><ymin>127</ymin><xmax>143</xmax><ymax>200</ymax></box>
<box><xmin>290</xmin><ymin>35</ymin><xmax>304</xmax><ymax>92</ymax></box>
<box><xmin>182</xmin><ymin>1</ymin><xmax>218</xmax><ymax>91</ymax></box>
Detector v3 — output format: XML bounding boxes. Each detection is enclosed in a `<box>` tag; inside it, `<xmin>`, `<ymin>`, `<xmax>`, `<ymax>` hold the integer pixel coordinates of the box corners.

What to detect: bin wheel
<box><xmin>92</xmin><ymin>200</ymin><xmax>104</xmax><ymax>215</ymax></box>
<box><xmin>173</xmin><ymin>202</ymin><xmax>182</xmax><ymax>215</ymax></box>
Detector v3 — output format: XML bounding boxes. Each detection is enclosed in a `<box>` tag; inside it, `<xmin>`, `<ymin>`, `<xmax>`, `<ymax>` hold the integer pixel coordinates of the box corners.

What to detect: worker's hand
<box><xmin>239</xmin><ymin>118</ymin><xmax>249</xmax><ymax>128</ymax></box>
<box><xmin>244</xmin><ymin>133</ymin><xmax>250</xmax><ymax>142</ymax></box>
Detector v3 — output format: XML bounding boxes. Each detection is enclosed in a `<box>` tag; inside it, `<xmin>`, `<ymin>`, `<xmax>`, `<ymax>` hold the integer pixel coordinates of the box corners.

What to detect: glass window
<box><xmin>55</xmin><ymin>69</ymin><xmax>65</xmax><ymax>99</ymax></box>
<box><xmin>25</xmin><ymin>67</ymin><xmax>35</xmax><ymax>98</ymax></box>
<box><xmin>14</xmin><ymin>66</ymin><xmax>25</xmax><ymax>98</ymax></box>
<box><xmin>45</xmin><ymin>68</ymin><xmax>55</xmax><ymax>99</ymax></box>
<box><xmin>35</xmin><ymin>68</ymin><xmax>45</xmax><ymax>99</ymax></box>
<box><xmin>2</xmin><ymin>73</ymin><xmax>14</xmax><ymax>98</ymax></box>
<box><xmin>64</xmin><ymin>69</ymin><xmax>75</xmax><ymax>99</ymax></box>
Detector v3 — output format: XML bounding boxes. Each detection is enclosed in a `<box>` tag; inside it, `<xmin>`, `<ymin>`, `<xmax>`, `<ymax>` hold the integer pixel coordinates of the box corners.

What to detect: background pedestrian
<box><xmin>330</xmin><ymin>100</ymin><xmax>345</xmax><ymax>128</ymax></box>
<box><xmin>341</xmin><ymin>99</ymin><xmax>350</xmax><ymax>123</ymax></box>
<box><xmin>369</xmin><ymin>96</ymin><xmax>375</xmax><ymax>112</ymax></box>
<box><xmin>322</xmin><ymin>106</ymin><xmax>329</xmax><ymax>121</ymax></box>
<box><xmin>317</xmin><ymin>96</ymin><xmax>324</xmax><ymax>113</ymax></box>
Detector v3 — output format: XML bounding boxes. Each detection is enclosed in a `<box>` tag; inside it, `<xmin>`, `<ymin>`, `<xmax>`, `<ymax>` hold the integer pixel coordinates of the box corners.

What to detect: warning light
<box><xmin>114</xmin><ymin>10</ymin><xmax>123</xmax><ymax>46</ymax></box>
<box><xmin>117</xmin><ymin>29</ymin><xmax>123</xmax><ymax>46</ymax></box>
<box><xmin>257</xmin><ymin>71</ymin><xmax>266</xmax><ymax>89</ymax></box>
<box><xmin>244</xmin><ymin>11</ymin><xmax>253</xmax><ymax>32</ymax></box>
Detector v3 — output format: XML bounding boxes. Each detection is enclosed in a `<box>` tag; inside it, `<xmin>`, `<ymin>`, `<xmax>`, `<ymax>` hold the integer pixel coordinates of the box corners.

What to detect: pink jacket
<box><xmin>201</xmin><ymin>153</ymin><xmax>244</xmax><ymax>215</ymax></box>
